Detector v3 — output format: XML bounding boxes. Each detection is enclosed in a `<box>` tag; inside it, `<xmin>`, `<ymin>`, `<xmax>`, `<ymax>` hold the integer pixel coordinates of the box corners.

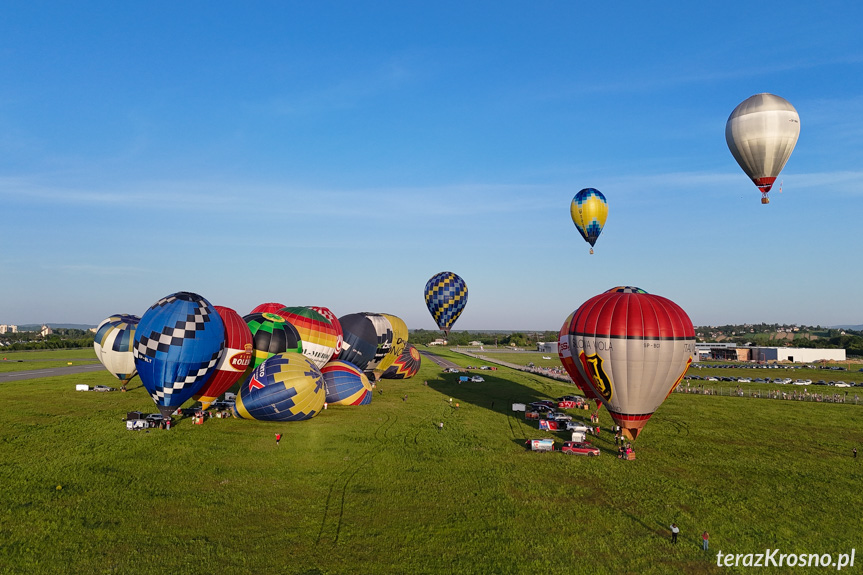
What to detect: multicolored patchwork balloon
<box><xmin>133</xmin><ymin>292</ymin><xmax>224</xmax><ymax>418</ymax></box>
<box><xmin>277</xmin><ymin>306</ymin><xmax>339</xmax><ymax>369</ymax></box>
<box><xmin>424</xmin><ymin>271</ymin><xmax>468</xmax><ymax>334</ymax></box>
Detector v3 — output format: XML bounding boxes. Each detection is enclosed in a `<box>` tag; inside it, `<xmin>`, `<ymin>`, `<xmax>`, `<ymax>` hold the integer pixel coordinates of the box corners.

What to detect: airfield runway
<box><xmin>0</xmin><ymin>362</ymin><xmax>104</xmax><ymax>382</ymax></box>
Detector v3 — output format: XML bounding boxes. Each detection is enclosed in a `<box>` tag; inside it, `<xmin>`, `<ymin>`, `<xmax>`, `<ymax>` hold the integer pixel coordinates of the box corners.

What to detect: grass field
<box><xmin>1</xmin><ymin>349</ymin><xmax>861</xmax><ymax>574</ymax></box>
<box><xmin>0</xmin><ymin>349</ymin><xmax>99</xmax><ymax>373</ymax></box>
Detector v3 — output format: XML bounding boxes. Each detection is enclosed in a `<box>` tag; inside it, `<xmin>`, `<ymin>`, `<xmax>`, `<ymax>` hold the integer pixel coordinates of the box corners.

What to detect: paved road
<box><xmin>0</xmin><ymin>363</ymin><xmax>104</xmax><ymax>382</ymax></box>
<box><xmin>418</xmin><ymin>350</ymin><xmax>459</xmax><ymax>370</ymax></box>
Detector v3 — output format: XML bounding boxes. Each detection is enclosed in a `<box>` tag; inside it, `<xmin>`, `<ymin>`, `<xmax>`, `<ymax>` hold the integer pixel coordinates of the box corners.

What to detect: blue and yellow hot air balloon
<box><xmin>424</xmin><ymin>272</ymin><xmax>468</xmax><ymax>334</ymax></box>
<box><xmin>570</xmin><ymin>188</ymin><xmax>608</xmax><ymax>254</ymax></box>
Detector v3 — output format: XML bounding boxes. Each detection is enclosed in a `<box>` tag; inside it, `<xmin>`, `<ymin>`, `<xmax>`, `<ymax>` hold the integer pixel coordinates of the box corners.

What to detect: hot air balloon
<box><xmin>557</xmin><ymin>312</ymin><xmax>602</xmax><ymax>408</ymax></box>
<box><xmin>233</xmin><ymin>353</ymin><xmax>326</xmax><ymax>422</ymax></box>
<box><xmin>726</xmin><ymin>93</ymin><xmax>800</xmax><ymax>204</ymax></box>
<box><xmin>424</xmin><ymin>272</ymin><xmax>468</xmax><ymax>334</ymax></box>
<box><xmin>321</xmin><ymin>360</ymin><xmax>373</xmax><ymax>405</ymax></box>
<box><xmin>250</xmin><ymin>302</ymin><xmax>287</xmax><ymax>315</ymax></box>
<box><xmin>570</xmin><ymin>188</ymin><xmax>608</xmax><ymax>254</ymax></box>
<box><xmin>276</xmin><ymin>306</ymin><xmax>339</xmax><ymax>369</ymax></box>
<box><xmin>338</xmin><ymin>313</ymin><xmax>380</xmax><ymax>371</ymax></box>
<box><xmin>133</xmin><ymin>292</ymin><xmax>225</xmax><ymax>418</ymax></box>
<box><xmin>309</xmin><ymin>306</ymin><xmax>343</xmax><ymax>359</ymax></box>
<box><xmin>566</xmin><ymin>286</ymin><xmax>695</xmax><ymax>441</ymax></box>
<box><xmin>375</xmin><ymin>313</ymin><xmax>408</xmax><ymax>376</ymax></box>
<box><xmin>194</xmin><ymin>306</ymin><xmax>253</xmax><ymax>409</ymax></box>
<box><xmin>243</xmin><ymin>312</ymin><xmax>303</xmax><ymax>370</ymax></box>
<box><xmin>381</xmin><ymin>344</ymin><xmax>422</xmax><ymax>380</ymax></box>
<box><xmin>93</xmin><ymin>314</ymin><xmax>140</xmax><ymax>386</ymax></box>
<box><xmin>362</xmin><ymin>313</ymin><xmax>393</xmax><ymax>376</ymax></box>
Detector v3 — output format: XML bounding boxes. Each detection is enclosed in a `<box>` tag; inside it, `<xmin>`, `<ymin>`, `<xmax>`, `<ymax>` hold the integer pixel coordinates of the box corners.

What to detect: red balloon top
<box><xmin>571</xmin><ymin>290</ymin><xmax>694</xmax><ymax>340</ymax></box>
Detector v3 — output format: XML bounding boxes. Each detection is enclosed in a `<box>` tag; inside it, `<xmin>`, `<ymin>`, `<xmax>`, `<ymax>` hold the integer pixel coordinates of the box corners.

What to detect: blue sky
<box><xmin>1</xmin><ymin>1</ymin><xmax>861</xmax><ymax>330</ymax></box>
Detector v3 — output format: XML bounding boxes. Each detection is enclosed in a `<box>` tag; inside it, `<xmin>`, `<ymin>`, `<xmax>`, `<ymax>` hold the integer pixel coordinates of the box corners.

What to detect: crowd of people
<box><xmin>674</xmin><ymin>382</ymin><xmax>859</xmax><ymax>404</ymax></box>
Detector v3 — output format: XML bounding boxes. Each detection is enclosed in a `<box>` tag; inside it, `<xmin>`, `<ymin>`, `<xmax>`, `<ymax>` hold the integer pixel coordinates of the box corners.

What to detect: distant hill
<box><xmin>831</xmin><ymin>325</ymin><xmax>863</xmax><ymax>331</ymax></box>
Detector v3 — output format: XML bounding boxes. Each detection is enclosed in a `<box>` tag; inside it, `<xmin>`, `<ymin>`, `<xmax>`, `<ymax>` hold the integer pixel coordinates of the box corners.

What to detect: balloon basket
<box><xmin>761</xmin><ymin>196</ymin><xmax>770</xmax><ymax>204</ymax></box>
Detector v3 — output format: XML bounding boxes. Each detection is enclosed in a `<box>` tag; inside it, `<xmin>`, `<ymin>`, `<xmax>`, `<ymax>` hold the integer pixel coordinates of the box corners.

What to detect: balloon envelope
<box><xmin>566</xmin><ymin>286</ymin><xmax>695</xmax><ymax>440</ymax></box>
<box><xmin>194</xmin><ymin>306</ymin><xmax>253</xmax><ymax>409</ymax></box>
<box><xmin>381</xmin><ymin>344</ymin><xmax>421</xmax><ymax>380</ymax></box>
<box><xmin>309</xmin><ymin>306</ymin><xmax>343</xmax><ymax>359</ymax></box>
<box><xmin>94</xmin><ymin>314</ymin><xmax>140</xmax><ymax>384</ymax></box>
<box><xmin>250</xmin><ymin>302</ymin><xmax>287</xmax><ymax>315</ymax></box>
<box><xmin>362</xmin><ymin>313</ymin><xmax>393</xmax><ymax>373</ymax></box>
<box><xmin>277</xmin><ymin>306</ymin><xmax>339</xmax><ymax>369</ymax></box>
<box><xmin>557</xmin><ymin>311</ymin><xmax>601</xmax><ymax>407</ymax></box>
<box><xmin>570</xmin><ymin>188</ymin><xmax>608</xmax><ymax>250</ymax></box>
<box><xmin>424</xmin><ymin>271</ymin><xmax>468</xmax><ymax>334</ymax></box>
<box><xmin>321</xmin><ymin>360</ymin><xmax>373</xmax><ymax>405</ymax></box>
<box><xmin>376</xmin><ymin>313</ymin><xmax>408</xmax><ymax>374</ymax></box>
<box><xmin>133</xmin><ymin>292</ymin><xmax>225</xmax><ymax>418</ymax></box>
<box><xmin>338</xmin><ymin>313</ymin><xmax>380</xmax><ymax>371</ymax></box>
<box><xmin>234</xmin><ymin>353</ymin><xmax>326</xmax><ymax>422</ymax></box>
<box><xmin>243</xmin><ymin>312</ymin><xmax>303</xmax><ymax>370</ymax></box>
<box><xmin>726</xmin><ymin>93</ymin><xmax>800</xmax><ymax>203</ymax></box>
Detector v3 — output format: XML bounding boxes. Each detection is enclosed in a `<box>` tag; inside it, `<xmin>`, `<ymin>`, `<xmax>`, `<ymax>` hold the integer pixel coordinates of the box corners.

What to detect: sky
<box><xmin>1</xmin><ymin>1</ymin><xmax>862</xmax><ymax>331</ymax></box>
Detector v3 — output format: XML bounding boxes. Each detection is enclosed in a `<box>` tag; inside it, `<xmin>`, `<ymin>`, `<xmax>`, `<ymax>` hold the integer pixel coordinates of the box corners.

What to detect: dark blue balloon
<box><xmin>337</xmin><ymin>313</ymin><xmax>379</xmax><ymax>371</ymax></box>
<box><xmin>133</xmin><ymin>292</ymin><xmax>224</xmax><ymax>417</ymax></box>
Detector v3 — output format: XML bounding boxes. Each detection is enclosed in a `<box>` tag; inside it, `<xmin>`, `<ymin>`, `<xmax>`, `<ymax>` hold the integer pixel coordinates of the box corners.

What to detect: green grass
<box><xmin>0</xmin><ymin>348</ymin><xmax>99</xmax><ymax>372</ymax></box>
<box><xmin>1</xmin><ymin>350</ymin><xmax>861</xmax><ymax>574</ymax></box>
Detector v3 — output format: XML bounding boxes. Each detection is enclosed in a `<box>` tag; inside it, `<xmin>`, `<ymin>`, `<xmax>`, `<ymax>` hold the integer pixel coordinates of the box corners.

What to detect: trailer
<box><xmin>512</xmin><ymin>403</ymin><xmax>526</xmax><ymax>412</ymax></box>
<box><xmin>525</xmin><ymin>438</ymin><xmax>555</xmax><ymax>452</ymax></box>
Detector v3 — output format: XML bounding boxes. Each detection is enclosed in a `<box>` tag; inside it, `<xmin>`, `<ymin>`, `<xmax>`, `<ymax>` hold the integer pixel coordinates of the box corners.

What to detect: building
<box><xmin>0</xmin><ymin>324</ymin><xmax>18</xmax><ymax>334</ymax></box>
<box><xmin>536</xmin><ymin>342</ymin><xmax>559</xmax><ymax>354</ymax></box>
<box><xmin>428</xmin><ymin>339</ymin><xmax>448</xmax><ymax>346</ymax></box>
<box><xmin>40</xmin><ymin>325</ymin><xmax>53</xmax><ymax>337</ymax></box>
<box><xmin>750</xmin><ymin>347</ymin><xmax>845</xmax><ymax>363</ymax></box>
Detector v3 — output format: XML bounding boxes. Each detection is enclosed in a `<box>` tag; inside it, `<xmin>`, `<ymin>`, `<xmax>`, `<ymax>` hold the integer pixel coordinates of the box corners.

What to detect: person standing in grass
<box><xmin>854</xmin><ymin>447</ymin><xmax>858</xmax><ymax>458</ymax></box>
<box><xmin>275</xmin><ymin>433</ymin><xmax>282</xmax><ymax>446</ymax></box>
<box><xmin>702</xmin><ymin>531</ymin><xmax>709</xmax><ymax>551</ymax></box>
<box><xmin>670</xmin><ymin>523</ymin><xmax>679</xmax><ymax>544</ymax></box>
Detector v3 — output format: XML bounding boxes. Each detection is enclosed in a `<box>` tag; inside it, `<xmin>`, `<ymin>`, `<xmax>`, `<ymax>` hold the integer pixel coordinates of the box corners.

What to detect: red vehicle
<box><xmin>560</xmin><ymin>441</ymin><xmax>600</xmax><ymax>456</ymax></box>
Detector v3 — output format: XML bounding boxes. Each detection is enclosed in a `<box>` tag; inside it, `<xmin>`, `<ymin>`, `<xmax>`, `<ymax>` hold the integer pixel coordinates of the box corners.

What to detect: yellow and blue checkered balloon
<box><xmin>424</xmin><ymin>271</ymin><xmax>468</xmax><ymax>334</ymax></box>
<box><xmin>570</xmin><ymin>188</ymin><xmax>608</xmax><ymax>252</ymax></box>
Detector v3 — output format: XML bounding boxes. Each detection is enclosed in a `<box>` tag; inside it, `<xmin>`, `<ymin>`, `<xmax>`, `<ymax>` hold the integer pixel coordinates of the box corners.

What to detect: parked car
<box><xmin>793</xmin><ymin>379</ymin><xmax>812</xmax><ymax>386</ymax></box>
<box><xmin>561</xmin><ymin>441</ymin><xmax>600</xmax><ymax>456</ymax></box>
<box><xmin>531</xmin><ymin>400</ymin><xmax>557</xmax><ymax>409</ymax></box>
<box><xmin>835</xmin><ymin>382</ymin><xmax>852</xmax><ymax>388</ymax></box>
<box><xmin>444</xmin><ymin>367</ymin><xmax>460</xmax><ymax>373</ymax></box>
<box><xmin>470</xmin><ymin>376</ymin><xmax>485</xmax><ymax>383</ymax></box>
<box><xmin>547</xmin><ymin>412</ymin><xmax>573</xmax><ymax>422</ymax></box>
<box><xmin>145</xmin><ymin>413</ymin><xmax>165</xmax><ymax>424</ymax></box>
<box><xmin>737</xmin><ymin>378</ymin><xmax>752</xmax><ymax>383</ymax></box>
<box><xmin>529</xmin><ymin>404</ymin><xmax>555</xmax><ymax>413</ymax></box>
<box><xmin>93</xmin><ymin>385</ymin><xmax>116</xmax><ymax>392</ymax></box>
<box><xmin>565</xmin><ymin>421</ymin><xmax>591</xmax><ymax>432</ymax></box>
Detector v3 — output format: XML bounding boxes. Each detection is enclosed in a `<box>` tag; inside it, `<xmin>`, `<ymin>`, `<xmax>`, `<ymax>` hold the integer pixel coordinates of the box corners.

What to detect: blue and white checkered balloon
<box><xmin>133</xmin><ymin>292</ymin><xmax>225</xmax><ymax>417</ymax></box>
